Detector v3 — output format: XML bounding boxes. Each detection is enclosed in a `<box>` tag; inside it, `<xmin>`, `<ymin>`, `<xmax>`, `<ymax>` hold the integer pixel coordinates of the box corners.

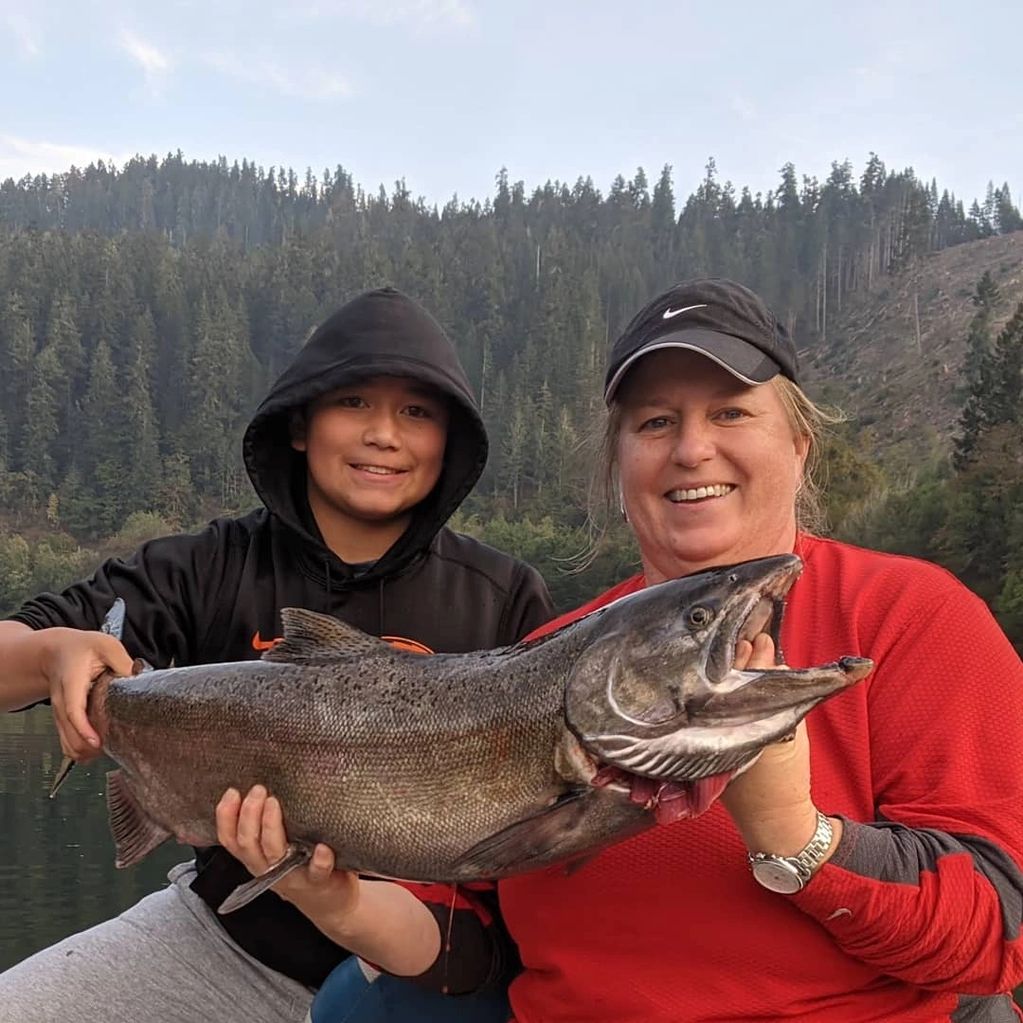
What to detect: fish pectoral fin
<box><xmin>217</xmin><ymin>843</ymin><xmax>313</xmax><ymax>915</ymax></box>
<box><xmin>106</xmin><ymin>769</ymin><xmax>172</xmax><ymax>868</ymax></box>
<box><xmin>48</xmin><ymin>755</ymin><xmax>76</xmax><ymax>799</ymax></box>
<box><xmin>560</xmin><ymin>851</ymin><xmax>598</xmax><ymax>877</ymax></box>
<box><xmin>452</xmin><ymin>790</ymin><xmax>591</xmax><ymax>876</ymax></box>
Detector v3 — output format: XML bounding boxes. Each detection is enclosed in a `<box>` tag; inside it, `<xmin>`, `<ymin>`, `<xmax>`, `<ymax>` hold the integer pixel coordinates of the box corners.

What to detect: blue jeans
<box><xmin>309</xmin><ymin>957</ymin><xmax>510</xmax><ymax>1023</ymax></box>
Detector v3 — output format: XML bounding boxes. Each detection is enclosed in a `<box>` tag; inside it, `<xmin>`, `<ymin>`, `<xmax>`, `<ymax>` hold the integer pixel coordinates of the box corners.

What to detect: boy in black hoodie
<box><xmin>0</xmin><ymin>288</ymin><xmax>553</xmax><ymax>1022</ymax></box>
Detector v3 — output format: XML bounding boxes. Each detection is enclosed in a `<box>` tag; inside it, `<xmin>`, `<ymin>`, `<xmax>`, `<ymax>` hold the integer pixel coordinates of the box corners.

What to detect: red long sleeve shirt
<box><xmin>498</xmin><ymin>536</ymin><xmax>1023</xmax><ymax>1022</ymax></box>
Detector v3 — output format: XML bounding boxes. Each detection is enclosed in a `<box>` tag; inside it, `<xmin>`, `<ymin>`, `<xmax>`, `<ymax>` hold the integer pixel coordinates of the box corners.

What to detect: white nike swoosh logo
<box><xmin>662</xmin><ymin>303</ymin><xmax>707</xmax><ymax>320</ymax></box>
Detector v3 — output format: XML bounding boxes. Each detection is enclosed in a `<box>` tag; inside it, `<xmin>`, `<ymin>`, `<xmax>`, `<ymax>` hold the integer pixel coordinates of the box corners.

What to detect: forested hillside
<box><xmin>0</xmin><ymin>153</ymin><xmax>1020</xmax><ymax>645</ymax></box>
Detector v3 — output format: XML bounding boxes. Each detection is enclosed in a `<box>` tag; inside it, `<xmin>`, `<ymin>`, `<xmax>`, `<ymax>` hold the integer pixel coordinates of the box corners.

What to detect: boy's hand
<box><xmin>216</xmin><ymin>786</ymin><xmax>361</xmax><ymax>923</ymax></box>
<box><xmin>41</xmin><ymin>628</ymin><xmax>134</xmax><ymax>761</ymax></box>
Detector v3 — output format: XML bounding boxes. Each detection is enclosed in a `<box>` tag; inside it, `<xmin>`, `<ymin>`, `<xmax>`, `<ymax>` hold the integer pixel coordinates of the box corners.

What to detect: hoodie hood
<box><xmin>242</xmin><ymin>286</ymin><xmax>488</xmax><ymax>586</ymax></box>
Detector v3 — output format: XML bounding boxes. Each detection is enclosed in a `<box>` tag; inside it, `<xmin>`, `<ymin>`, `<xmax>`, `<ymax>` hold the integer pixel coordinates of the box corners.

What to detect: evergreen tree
<box><xmin>986</xmin><ymin>299</ymin><xmax>1023</xmax><ymax>428</ymax></box>
<box><xmin>78</xmin><ymin>340</ymin><xmax>125</xmax><ymax>536</ymax></box>
<box><xmin>121</xmin><ymin>313</ymin><xmax>162</xmax><ymax>504</ymax></box>
<box><xmin>954</xmin><ymin>271</ymin><xmax>1001</xmax><ymax>469</ymax></box>
<box><xmin>0</xmin><ymin>294</ymin><xmax>35</xmax><ymax>467</ymax></box>
<box><xmin>20</xmin><ymin>345</ymin><xmax>62</xmax><ymax>488</ymax></box>
<box><xmin>994</xmin><ymin>183</ymin><xmax>1023</xmax><ymax>234</ymax></box>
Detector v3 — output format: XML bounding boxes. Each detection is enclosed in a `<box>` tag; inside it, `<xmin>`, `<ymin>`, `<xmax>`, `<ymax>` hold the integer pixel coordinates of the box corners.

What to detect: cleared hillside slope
<box><xmin>804</xmin><ymin>232</ymin><xmax>1023</xmax><ymax>470</ymax></box>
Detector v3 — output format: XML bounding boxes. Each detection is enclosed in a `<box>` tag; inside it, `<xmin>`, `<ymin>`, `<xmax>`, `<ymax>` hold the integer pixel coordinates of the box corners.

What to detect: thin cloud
<box><xmin>204</xmin><ymin>51</ymin><xmax>353</xmax><ymax>101</ymax></box>
<box><xmin>5</xmin><ymin>12</ymin><xmax>40</xmax><ymax>57</ymax></box>
<box><xmin>292</xmin><ymin>0</ymin><xmax>474</xmax><ymax>30</ymax></box>
<box><xmin>0</xmin><ymin>135</ymin><xmax>132</xmax><ymax>182</ymax></box>
<box><xmin>117</xmin><ymin>28</ymin><xmax>172</xmax><ymax>80</ymax></box>
<box><xmin>730</xmin><ymin>95</ymin><xmax>756</xmax><ymax>123</ymax></box>
<box><xmin>852</xmin><ymin>40</ymin><xmax>935</xmax><ymax>105</ymax></box>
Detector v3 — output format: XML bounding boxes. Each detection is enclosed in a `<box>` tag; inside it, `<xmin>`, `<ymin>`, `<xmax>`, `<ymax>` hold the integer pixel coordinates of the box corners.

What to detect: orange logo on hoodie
<box><xmin>251</xmin><ymin>631</ymin><xmax>432</xmax><ymax>655</ymax></box>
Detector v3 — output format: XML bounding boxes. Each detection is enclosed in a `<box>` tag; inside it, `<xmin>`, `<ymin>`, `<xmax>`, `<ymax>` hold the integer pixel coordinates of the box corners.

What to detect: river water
<box><xmin>0</xmin><ymin>708</ymin><xmax>183</xmax><ymax>971</ymax></box>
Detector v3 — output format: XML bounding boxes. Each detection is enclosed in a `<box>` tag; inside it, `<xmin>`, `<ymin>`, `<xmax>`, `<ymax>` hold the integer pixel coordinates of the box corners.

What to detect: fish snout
<box><xmin>838</xmin><ymin>656</ymin><xmax>873</xmax><ymax>681</ymax></box>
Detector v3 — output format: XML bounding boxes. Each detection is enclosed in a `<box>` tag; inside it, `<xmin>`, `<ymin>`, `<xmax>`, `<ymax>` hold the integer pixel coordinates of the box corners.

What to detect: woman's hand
<box><xmin>216</xmin><ymin>785</ymin><xmax>361</xmax><ymax>924</ymax></box>
<box><xmin>42</xmin><ymin>627</ymin><xmax>134</xmax><ymax>761</ymax></box>
<box><xmin>720</xmin><ymin>633</ymin><xmax>840</xmax><ymax>860</ymax></box>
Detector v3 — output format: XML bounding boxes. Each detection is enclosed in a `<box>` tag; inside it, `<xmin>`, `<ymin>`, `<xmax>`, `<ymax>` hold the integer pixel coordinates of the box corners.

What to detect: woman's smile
<box><xmin>665</xmin><ymin>483</ymin><xmax>737</xmax><ymax>503</ymax></box>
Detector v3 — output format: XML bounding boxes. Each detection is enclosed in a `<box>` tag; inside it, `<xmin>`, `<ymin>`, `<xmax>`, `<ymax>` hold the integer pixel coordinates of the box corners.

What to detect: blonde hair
<box><xmin>592</xmin><ymin>375</ymin><xmax>844</xmax><ymax>536</ymax></box>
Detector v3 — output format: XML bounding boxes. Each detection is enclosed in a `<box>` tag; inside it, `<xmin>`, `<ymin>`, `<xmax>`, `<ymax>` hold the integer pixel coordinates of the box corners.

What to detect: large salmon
<box><xmin>71</xmin><ymin>553</ymin><xmax>870</xmax><ymax>910</ymax></box>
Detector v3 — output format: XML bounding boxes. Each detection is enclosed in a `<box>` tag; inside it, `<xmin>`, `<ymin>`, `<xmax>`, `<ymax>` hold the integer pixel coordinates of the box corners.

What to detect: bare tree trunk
<box><xmin>821</xmin><ymin>245</ymin><xmax>828</xmax><ymax>345</ymax></box>
<box><xmin>480</xmin><ymin>340</ymin><xmax>489</xmax><ymax>411</ymax></box>
<box><xmin>836</xmin><ymin>245</ymin><xmax>843</xmax><ymax>312</ymax></box>
<box><xmin>815</xmin><ymin>250</ymin><xmax>822</xmax><ymax>333</ymax></box>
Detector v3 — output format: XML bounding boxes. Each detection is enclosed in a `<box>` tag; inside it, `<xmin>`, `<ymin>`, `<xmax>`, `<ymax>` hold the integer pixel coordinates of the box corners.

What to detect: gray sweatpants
<box><xmin>0</xmin><ymin>862</ymin><xmax>314</xmax><ymax>1023</ymax></box>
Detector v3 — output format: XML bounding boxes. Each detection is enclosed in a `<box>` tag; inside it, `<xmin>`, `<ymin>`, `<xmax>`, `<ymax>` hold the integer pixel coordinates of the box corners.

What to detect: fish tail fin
<box><xmin>106</xmin><ymin>769</ymin><xmax>171</xmax><ymax>868</ymax></box>
<box><xmin>217</xmin><ymin>843</ymin><xmax>313</xmax><ymax>915</ymax></box>
<box><xmin>48</xmin><ymin>755</ymin><xmax>76</xmax><ymax>799</ymax></box>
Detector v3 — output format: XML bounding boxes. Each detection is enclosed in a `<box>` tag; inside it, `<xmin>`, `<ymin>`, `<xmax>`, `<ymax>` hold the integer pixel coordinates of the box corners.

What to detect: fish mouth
<box><xmin>703</xmin><ymin>556</ymin><xmax>797</xmax><ymax>684</ymax></box>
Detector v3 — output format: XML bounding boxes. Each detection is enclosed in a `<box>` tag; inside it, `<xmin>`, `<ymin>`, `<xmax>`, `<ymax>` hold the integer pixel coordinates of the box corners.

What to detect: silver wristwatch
<box><xmin>748</xmin><ymin>810</ymin><xmax>833</xmax><ymax>894</ymax></box>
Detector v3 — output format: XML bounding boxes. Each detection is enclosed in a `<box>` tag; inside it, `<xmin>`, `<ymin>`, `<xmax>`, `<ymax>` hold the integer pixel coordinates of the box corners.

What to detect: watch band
<box><xmin>748</xmin><ymin>810</ymin><xmax>834</xmax><ymax>894</ymax></box>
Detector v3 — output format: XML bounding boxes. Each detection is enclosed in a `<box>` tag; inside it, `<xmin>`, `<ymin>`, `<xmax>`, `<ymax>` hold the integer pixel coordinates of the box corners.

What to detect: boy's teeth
<box><xmin>668</xmin><ymin>484</ymin><xmax>733</xmax><ymax>502</ymax></box>
<box><xmin>357</xmin><ymin>465</ymin><xmax>400</xmax><ymax>475</ymax></box>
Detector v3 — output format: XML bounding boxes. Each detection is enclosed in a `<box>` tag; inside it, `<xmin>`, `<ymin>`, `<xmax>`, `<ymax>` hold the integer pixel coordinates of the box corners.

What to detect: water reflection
<box><xmin>0</xmin><ymin>708</ymin><xmax>183</xmax><ymax>971</ymax></box>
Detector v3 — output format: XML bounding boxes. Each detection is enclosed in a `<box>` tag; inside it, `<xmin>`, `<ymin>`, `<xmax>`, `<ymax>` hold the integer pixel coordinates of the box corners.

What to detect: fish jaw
<box><xmin>587</xmin><ymin>656</ymin><xmax>871</xmax><ymax>783</ymax></box>
<box><xmin>564</xmin><ymin>554</ymin><xmax>874</xmax><ymax>798</ymax></box>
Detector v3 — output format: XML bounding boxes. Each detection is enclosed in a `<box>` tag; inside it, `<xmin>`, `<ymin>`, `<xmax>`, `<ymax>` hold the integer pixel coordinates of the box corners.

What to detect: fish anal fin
<box><xmin>262</xmin><ymin>608</ymin><xmax>387</xmax><ymax>664</ymax></box>
<box><xmin>218</xmin><ymin>843</ymin><xmax>313</xmax><ymax>914</ymax></box>
<box><xmin>106</xmin><ymin>769</ymin><xmax>171</xmax><ymax>868</ymax></box>
<box><xmin>452</xmin><ymin>791</ymin><xmax>591</xmax><ymax>877</ymax></box>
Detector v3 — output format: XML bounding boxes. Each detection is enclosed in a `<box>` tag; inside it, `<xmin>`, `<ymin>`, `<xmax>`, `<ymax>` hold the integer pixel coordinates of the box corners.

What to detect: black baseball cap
<box><xmin>603</xmin><ymin>278</ymin><xmax>800</xmax><ymax>404</ymax></box>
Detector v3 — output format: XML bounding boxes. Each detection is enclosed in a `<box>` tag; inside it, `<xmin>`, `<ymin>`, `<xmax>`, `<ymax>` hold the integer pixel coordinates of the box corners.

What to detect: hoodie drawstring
<box><xmin>323</xmin><ymin>557</ymin><xmax>383</xmax><ymax>636</ymax></box>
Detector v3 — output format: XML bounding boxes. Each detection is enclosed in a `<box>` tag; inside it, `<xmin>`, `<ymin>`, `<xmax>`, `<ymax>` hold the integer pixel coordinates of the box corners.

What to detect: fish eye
<box><xmin>688</xmin><ymin>606</ymin><xmax>713</xmax><ymax>628</ymax></box>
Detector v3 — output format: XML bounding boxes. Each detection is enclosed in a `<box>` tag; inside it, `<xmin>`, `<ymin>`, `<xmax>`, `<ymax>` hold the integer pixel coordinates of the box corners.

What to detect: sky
<box><xmin>1</xmin><ymin>0</ymin><xmax>1020</xmax><ymax>209</ymax></box>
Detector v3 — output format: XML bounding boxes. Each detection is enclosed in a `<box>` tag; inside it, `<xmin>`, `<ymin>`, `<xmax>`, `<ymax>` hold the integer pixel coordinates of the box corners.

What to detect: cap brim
<box><xmin>603</xmin><ymin>328</ymin><xmax>781</xmax><ymax>403</ymax></box>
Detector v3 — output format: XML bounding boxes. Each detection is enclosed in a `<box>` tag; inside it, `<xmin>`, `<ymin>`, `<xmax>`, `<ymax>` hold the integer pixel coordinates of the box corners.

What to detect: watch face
<box><xmin>752</xmin><ymin>859</ymin><xmax>804</xmax><ymax>894</ymax></box>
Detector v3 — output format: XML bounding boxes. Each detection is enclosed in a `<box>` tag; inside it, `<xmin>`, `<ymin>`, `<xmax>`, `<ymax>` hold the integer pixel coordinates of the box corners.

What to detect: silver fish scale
<box><xmin>99</xmin><ymin>628</ymin><xmax>623</xmax><ymax>881</ymax></box>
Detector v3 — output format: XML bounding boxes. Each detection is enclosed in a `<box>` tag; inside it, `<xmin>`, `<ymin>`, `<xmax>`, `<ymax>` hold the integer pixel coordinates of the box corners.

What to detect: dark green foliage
<box><xmin>954</xmin><ymin>271</ymin><xmax>1000</xmax><ymax>468</ymax></box>
<box><xmin>0</xmin><ymin>155</ymin><xmax>1020</xmax><ymax>646</ymax></box>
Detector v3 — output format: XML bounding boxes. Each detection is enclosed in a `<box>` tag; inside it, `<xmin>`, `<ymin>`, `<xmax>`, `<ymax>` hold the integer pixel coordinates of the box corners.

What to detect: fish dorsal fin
<box><xmin>262</xmin><ymin>608</ymin><xmax>388</xmax><ymax>664</ymax></box>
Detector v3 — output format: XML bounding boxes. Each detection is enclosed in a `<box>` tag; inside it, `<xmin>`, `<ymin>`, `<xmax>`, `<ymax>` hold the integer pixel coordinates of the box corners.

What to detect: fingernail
<box><xmin>88</xmin><ymin>737</ymin><xmax>100</xmax><ymax>747</ymax></box>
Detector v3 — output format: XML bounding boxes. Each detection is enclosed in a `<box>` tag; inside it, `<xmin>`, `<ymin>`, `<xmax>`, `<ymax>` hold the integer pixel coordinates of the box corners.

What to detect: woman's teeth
<box><xmin>667</xmin><ymin>484</ymin><xmax>734</xmax><ymax>502</ymax></box>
